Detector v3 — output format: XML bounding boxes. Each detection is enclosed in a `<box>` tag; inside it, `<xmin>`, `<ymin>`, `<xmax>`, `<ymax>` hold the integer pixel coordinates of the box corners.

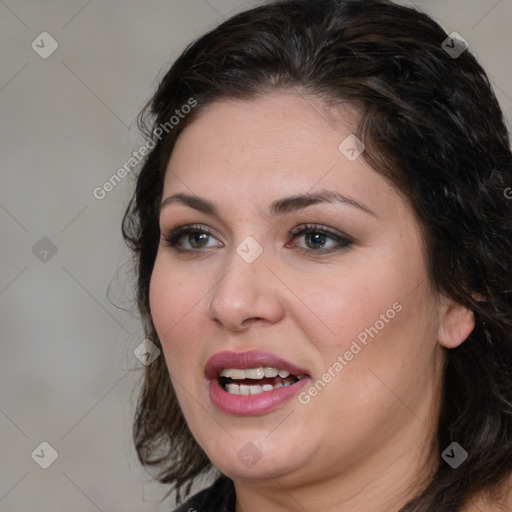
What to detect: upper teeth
<box><xmin>219</xmin><ymin>367</ymin><xmax>290</xmax><ymax>379</ymax></box>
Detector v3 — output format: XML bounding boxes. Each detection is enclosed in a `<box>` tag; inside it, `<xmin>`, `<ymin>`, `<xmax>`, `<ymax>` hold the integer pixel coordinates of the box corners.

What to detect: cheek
<box><xmin>305</xmin><ymin>248</ymin><xmax>436</xmax><ymax>381</ymax></box>
<box><xmin>149</xmin><ymin>261</ymin><xmax>203</xmax><ymax>365</ymax></box>
<box><xmin>149</xmin><ymin>262</ymin><xmax>210</xmax><ymax>419</ymax></box>
<box><xmin>301</xmin><ymin>265</ymin><xmax>401</xmax><ymax>358</ymax></box>
<box><xmin>317</xmin><ymin>272</ymin><xmax>439</xmax><ymax>413</ymax></box>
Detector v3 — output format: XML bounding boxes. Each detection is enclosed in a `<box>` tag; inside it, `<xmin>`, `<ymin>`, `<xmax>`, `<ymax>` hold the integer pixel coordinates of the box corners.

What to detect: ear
<box><xmin>438</xmin><ymin>295</ymin><xmax>476</xmax><ymax>349</ymax></box>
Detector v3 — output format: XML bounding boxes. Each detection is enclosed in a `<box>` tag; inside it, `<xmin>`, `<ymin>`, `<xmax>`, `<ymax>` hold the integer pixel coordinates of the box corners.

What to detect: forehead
<box><xmin>172</xmin><ymin>89</ymin><xmax>361</xmax><ymax>150</ymax></box>
<box><xmin>162</xmin><ymin>91</ymin><xmax>403</xmax><ymax>220</ymax></box>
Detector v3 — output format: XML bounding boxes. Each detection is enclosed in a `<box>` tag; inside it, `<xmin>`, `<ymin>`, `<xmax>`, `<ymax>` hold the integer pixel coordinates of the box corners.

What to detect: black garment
<box><xmin>172</xmin><ymin>475</ymin><xmax>236</xmax><ymax>512</ymax></box>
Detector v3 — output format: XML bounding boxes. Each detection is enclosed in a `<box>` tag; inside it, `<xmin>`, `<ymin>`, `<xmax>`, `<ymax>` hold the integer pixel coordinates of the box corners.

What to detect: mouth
<box><xmin>218</xmin><ymin>367</ymin><xmax>307</xmax><ymax>395</ymax></box>
<box><xmin>205</xmin><ymin>350</ymin><xmax>311</xmax><ymax>416</ymax></box>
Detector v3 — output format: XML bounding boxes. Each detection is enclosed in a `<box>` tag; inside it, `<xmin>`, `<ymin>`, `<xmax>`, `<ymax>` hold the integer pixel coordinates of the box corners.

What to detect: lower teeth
<box><xmin>224</xmin><ymin>380</ymin><xmax>296</xmax><ymax>396</ymax></box>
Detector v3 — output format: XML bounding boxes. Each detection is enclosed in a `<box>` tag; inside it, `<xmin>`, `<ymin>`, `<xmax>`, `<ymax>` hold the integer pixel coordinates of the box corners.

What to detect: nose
<box><xmin>207</xmin><ymin>244</ymin><xmax>285</xmax><ymax>332</ymax></box>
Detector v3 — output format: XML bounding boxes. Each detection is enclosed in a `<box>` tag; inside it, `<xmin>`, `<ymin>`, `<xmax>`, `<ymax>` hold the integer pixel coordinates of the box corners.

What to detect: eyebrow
<box><xmin>160</xmin><ymin>189</ymin><xmax>377</xmax><ymax>217</ymax></box>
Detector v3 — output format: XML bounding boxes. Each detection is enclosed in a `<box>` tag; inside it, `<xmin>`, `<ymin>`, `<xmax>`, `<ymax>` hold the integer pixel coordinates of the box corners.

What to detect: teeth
<box><xmin>249</xmin><ymin>385</ymin><xmax>263</xmax><ymax>395</ymax></box>
<box><xmin>225</xmin><ymin>369</ymin><xmax>246</xmax><ymax>379</ymax></box>
<box><xmin>223</xmin><ymin>380</ymin><xmax>296</xmax><ymax>395</ymax></box>
<box><xmin>245</xmin><ymin>367</ymin><xmax>265</xmax><ymax>379</ymax></box>
<box><xmin>219</xmin><ymin>367</ymin><xmax>291</xmax><ymax>380</ymax></box>
<box><xmin>226</xmin><ymin>383</ymin><xmax>240</xmax><ymax>395</ymax></box>
<box><xmin>264</xmin><ymin>367</ymin><xmax>279</xmax><ymax>378</ymax></box>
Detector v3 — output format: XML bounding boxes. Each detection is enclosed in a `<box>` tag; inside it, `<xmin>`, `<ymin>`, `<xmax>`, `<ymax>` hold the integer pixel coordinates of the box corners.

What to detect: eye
<box><xmin>161</xmin><ymin>223</ymin><xmax>354</xmax><ymax>255</ymax></box>
<box><xmin>161</xmin><ymin>224</ymin><xmax>221</xmax><ymax>252</ymax></box>
<box><xmin>287</xmin><ymin>224</ymin><xmax>354</xmax><ymax>254</ymax></box>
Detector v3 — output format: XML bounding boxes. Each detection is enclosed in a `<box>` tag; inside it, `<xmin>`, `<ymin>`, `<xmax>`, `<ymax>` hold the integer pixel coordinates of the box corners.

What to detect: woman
<box><xmin>122</xmin><ymin>0</ymin><xmax>512</xmax><ymax>510</ymax></box>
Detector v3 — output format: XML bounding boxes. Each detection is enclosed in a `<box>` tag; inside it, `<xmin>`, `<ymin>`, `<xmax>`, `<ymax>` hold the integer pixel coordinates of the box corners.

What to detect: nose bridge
<box><xmin>207</xmin><ymin>236</ymin><xmax>284</xmax><ymax>328</ymax></box>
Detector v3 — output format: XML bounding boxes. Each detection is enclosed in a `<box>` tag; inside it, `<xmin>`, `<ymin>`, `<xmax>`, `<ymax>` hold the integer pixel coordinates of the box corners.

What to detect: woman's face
<box><xmin>149</xmin><ymin>91</ymin><xmax>470</xmax><ymax>493</ymax></box>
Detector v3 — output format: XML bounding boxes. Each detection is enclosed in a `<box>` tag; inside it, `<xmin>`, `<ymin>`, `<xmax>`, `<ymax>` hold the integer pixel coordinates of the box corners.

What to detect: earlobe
<box><xmin>438</xmin><ymin>298</ymin><xmax>476</xmax><ymax>349</ymax></box>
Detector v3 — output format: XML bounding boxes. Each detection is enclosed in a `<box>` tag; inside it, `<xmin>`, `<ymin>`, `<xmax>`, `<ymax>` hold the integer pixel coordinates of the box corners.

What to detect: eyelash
<box><xmin>161</xmin><ymin>223</ymin><xmax>354</xmax><ymax>255</ymax></box>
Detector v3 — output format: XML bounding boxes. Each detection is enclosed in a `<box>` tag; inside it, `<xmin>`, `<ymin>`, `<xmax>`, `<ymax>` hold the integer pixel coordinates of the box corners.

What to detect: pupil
<box><xmin>190</xmin><ymin>232</ymin><xmax>208</xmax><ymax>248</ymax></box>
<box><xmin>306</xmin><ymin>232</ymin><xmax>325</xmax><ymax>249</ymax></box>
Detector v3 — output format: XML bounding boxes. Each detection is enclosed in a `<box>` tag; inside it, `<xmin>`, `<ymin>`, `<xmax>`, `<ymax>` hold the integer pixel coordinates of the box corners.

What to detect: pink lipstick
<box><xmin>205</xmin><ymin>350</ymin><xmax>311</xmax><ymax>416</ymax></box>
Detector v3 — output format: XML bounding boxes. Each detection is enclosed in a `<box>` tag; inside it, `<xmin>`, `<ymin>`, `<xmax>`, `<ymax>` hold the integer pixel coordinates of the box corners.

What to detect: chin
<box><xmin>204</xmin><ymin>432</ymin><xmax>307</xmax><ymax>481</ymax></box>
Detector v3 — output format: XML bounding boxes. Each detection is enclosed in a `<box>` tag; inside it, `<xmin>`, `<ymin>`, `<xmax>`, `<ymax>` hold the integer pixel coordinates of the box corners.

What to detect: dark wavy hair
<box><xmin>121</xmin><ymin>0</ymin><xmax>512</xmax><ymax>509</ymax></box>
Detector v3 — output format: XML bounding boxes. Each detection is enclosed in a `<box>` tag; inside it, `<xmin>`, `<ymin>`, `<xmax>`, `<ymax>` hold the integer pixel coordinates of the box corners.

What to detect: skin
<box><xmin>149</xmin><ymin>90</ymin><xmax>480</xmax><ymax>511</ymax></box>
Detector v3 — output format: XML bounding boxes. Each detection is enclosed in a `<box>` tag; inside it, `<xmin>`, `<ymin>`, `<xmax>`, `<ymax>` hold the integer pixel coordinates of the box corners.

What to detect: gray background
<box><xmin>1</xmin><ymin>1</ymin><xmax>510</xmax><ymax>511</ymax></box>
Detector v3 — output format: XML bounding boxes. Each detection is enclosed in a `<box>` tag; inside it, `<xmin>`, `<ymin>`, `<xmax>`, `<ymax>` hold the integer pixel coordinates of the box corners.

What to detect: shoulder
<box><xmin>171</xmin><ymin>475</ymin><xmax>236</xmax><ymax>512</ymax></box>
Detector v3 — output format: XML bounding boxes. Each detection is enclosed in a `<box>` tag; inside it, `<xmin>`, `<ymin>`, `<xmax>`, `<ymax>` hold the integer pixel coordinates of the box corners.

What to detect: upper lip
<box><xmin>204</xmin><ymin>350</ymin><xmax>310</xmax><ymax>380</ymax></box>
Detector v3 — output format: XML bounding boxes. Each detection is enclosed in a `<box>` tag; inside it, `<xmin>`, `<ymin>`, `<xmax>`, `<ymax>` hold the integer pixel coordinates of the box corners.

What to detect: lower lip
<box><xmin>209</xmin><ymin>377</ymin><xmax>311</xmax><ymax>416</ymax></box>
